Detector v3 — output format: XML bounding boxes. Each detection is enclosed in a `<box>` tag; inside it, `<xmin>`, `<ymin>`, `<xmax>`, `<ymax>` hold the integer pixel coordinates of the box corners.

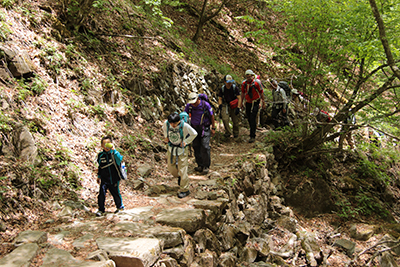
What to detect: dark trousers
<box><xmin>98</xmin><ymin>180</ymin><xmax>123</xmax><ymax>212</ymax></box>
<box><xmin>271</xmin><ymin>106</ymin><xmax>288</xmax><ymax>129</ymax></box>
<box><xmin>192</xmin><ymin>125</ymin><xmax>211</xmax><ymax>168</ymax></box>
<box><xmin>246</xmin><ymin>101</ymin><xmax>260</xmax><ymax>138</ymax></box>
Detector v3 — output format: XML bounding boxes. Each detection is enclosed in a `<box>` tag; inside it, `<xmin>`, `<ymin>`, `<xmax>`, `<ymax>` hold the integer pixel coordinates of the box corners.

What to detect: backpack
<box><xmin>243</xmin><ymin>79</ymin><xmax>262</xmax><ymax>100</ymax></box>
<box><xmin>188</xmin><ymin>93</ymin><xmax>213</xmax><ymax>124</ymax></box>
<box><xmin>166</xmin><ymin>112</ymin><xmax>188</xmax><ymax>145</ymax></box>
<box><xmin>318</xmin><ymin>110</ymin><xmax>331</xmax><ymax>122</ymax></box>
<box><xmin>179</xmin><ymin>111</ymin><xmax>189</xmax><ymax>123</ymax></box>
<box><xmin>278</xmin><ymin>81</ymin><xmax>292</xmax><ymax>101</ymax></box>
<box><xmin>110</xmin><ymin>153</ymin><xmax>127</xmax><ymax>180</ymax></box>
<box><xmin>221</xmin><ymin>83</ymin><xmax>238</xmax><ymax>94</ymax></box>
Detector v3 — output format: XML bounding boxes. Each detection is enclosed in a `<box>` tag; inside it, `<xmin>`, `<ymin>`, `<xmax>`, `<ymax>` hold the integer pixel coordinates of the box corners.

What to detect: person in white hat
<box><xmin>217</xmin><ymin>74</ymin><xmax>241</xmax><ymax>139</ymax></box>
<box><xmin>239</xmin><ymin>70</ymin><xmax>265</xmax><ymax>143</ymax></box>
<box><xmin>184</xmin><ymin>92</ymin><xmax>215</xmax><ymax>174</ymax></box>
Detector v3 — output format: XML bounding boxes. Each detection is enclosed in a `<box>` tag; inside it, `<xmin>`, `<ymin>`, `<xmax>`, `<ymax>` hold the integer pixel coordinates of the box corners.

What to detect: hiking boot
<box><xmin>249</xmin><ymin>137</ymin><xmax>255</xmax><ymax>143</ymax></box>
<box><xmin>178</xmin><ymin>191</ymin><xmax>190</xmax><ymax>198</ymax></box>
<box><xmin>178</xmin><ymin>176</ymin><xmax>181</xmax><ymax>186</ymax></box>
<box><xmin>95</xmin><ymin>210</ymin><xmax>104</xmax><ymax>217</ymax></box>
<box><xmin>224</xmin><ymin>133</ymin><xmax>231</xmax><ymax>138</ymax></box>
<box><xmin>202</xmin><ymin>168</ymin><xmax>209</xmax><ymax>174</ymax></box>
<box><xmin>114</xmin><ymin>207</ymin><xmax>124</xmax><ymax>214</ymax></box>
<box><xmin>194</xmin><ymin>166</ymin><xmax>203</xmax><ymax>172</ymax></box>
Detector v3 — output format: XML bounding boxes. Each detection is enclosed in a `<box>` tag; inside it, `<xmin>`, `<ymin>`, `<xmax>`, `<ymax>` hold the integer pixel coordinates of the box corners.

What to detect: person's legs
<box><xmin>271</xmin><ymin>107</ymin><xmax>280</xmax><ymax>129</ymax></box>
<box><xmin>200</xmin><ymin>128</ymin><xmax>211</xmax><ymax>169</ymax></box>
<box><xmin>247</xmin><ymin>101</ymin><xmax>259</xmax><ymax>139</ymax></box>
<box><xmin>177</xmin><ymin>147</ymin><xmax>190</xmax><ymax>193</ymax></box>
<box><xmin>109</xmin><ymin>181</ymin><xmax>124</xmax><ymax>210</ymax></box>
<box><xmin>221</xmin><ymin>105</ymin><xmax>232</xmax><ymax>137</ymax></box>
<box><xmin>192</xmin><ymin>125</ymin><xmax>203</xmax><ymax>169</ymax></box>
<box><xmin>97</xmin><ymin>181</ymin><xmax>107</xmax><ymax>212</ymax></box>
<box><xmin>229</xmin><ymin>107</ymin><xmax>240</xmax><ymax>137</ymax></box>
<box><xmin>167</xmin><ymin>149</ymin><xmax>179</xmax><ymax>177</ymax></box>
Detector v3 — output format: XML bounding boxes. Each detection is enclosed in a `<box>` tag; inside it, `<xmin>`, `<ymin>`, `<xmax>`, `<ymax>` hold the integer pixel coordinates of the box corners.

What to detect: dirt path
<box><xmin>114</xmin><ymin>124</ymin><xmax>264</xmax><ymax>212</ymax></box>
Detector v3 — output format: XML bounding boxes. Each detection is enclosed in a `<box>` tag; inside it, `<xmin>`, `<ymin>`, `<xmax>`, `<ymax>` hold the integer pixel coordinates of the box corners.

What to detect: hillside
<box><xmin>1</xmin><ymin>0</ymin><xmax>400</xmax><ymax>266</ymax></box>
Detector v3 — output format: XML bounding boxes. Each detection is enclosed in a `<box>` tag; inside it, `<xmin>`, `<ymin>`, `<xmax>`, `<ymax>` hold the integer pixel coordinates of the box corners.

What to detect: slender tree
<box><xmin>240</xmin><ymin>0</ymin><xmax>400</xmax><ymax>157</ymax></box>
<box><xmin>192</xmin><ymin>0</ymin><xmax>230</xmax><ymax>43</ymax></box>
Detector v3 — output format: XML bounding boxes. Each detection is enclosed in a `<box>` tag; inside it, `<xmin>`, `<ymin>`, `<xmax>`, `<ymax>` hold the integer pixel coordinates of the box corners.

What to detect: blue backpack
<box><xmin>166</xmin><ymin>112</ymin><xmax>189</xmax><ymax>144</ymax></box>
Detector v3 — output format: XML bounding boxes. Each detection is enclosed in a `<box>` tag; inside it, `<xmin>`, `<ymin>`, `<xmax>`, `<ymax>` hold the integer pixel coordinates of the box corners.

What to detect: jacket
<box><xmin>97</xmin><ymin>149</ymin><xmax>123</xmax><ymax>184</ymax></box>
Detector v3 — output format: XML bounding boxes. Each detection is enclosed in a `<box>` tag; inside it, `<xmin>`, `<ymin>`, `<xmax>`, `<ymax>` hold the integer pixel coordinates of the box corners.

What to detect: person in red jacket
<box><xmin>239</xmin><ymin>70</ymin><xmax>266</xmax><ymax>143</ymax></box>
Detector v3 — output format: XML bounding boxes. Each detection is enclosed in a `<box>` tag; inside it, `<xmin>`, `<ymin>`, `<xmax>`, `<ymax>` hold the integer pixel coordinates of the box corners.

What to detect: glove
<box><xmin>235</xmin><ymin>108</ymin><xmax>240</xmax><ymax>115</ymax></box>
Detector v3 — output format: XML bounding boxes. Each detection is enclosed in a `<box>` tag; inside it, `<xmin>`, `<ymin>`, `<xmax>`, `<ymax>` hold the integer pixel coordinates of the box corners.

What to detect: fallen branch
<box><xmin>94</xmin><ymin>33</ymin><xmax>159</xmax><ymax>39</ymax></box>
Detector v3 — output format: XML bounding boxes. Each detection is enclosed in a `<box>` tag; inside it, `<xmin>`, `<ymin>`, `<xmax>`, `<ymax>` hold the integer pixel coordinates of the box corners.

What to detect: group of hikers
<box><xmin>94</xmin><ymin>69</ymin><xmax>269</xmax><ymax>215</ymax></box>
<box><xmin>94</xmin><ymin>69</ymin><xmax>385</xmax><ymax>215</ymax></box>
<box><xmin>160</xmin><ymin>69</ymin><xmax>269</xmax><ymax>200</ymax></box>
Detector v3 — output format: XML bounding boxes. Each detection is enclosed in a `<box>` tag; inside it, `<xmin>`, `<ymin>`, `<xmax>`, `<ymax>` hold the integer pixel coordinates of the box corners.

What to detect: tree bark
<box><xmin>192</xmin><ymin>0</ymin><xmax>229</xmax><ymax>43</ymax></box>
<box><xmin>368</xmin><ymin>0</ymin><xmax>400</xmax><ymax>80</ymax></box>
<box><xmin>300</xmin><ymin>75</ymin><xmax>396</xmax><ymax>152</ymax></box>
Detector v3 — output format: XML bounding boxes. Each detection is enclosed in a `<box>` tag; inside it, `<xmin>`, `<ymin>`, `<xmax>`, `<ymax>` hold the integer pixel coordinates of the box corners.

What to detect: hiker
<box><xmin>312</xmin><ymin>107</ymin><xmax>332</xmax><ymax>125</ymax></box>
<box><xmin>270</xmin><ymin>79</ymin><xmax>289</xmax><ymax>129</ymax></box>
<box><xmin>185</xmin><ymin>92</ymin><xmax>216</xmax><ymax>174</ymax></box>
<box><xmin>368</xmin><ymin>128</ymin><xmax>381</xmax><ymax>147</ymax></box>
<box><xmin>163</xmin><ymin>112</ymin><xmax>197</xmax><ymax>198</ymax></box>
<box><xmin>239</xmin><ymin>69</ymin><xmax>265</xmax><ymax>143</ymax></box>
<box><xmin>96</xmin><ymin>136</ymin><xmax>124</xmax><ymax>217</ymax></box>
<box><xmin>339</xmin><ymin>109</ymin><xmax>356</xmax><ymax>150</ymax></box>
<box><xmin>218</xmin><ymin>74</ymin><xmax>241</xmax><ymax>139</ymax></box>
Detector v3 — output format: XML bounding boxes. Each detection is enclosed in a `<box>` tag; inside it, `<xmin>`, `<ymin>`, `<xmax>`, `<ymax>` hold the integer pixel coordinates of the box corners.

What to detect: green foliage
<box><xmin>15</xmin><ymin>76</ymin><xmax>47</xmax><ymax>100</ymax></box>
<box><xmin>0</xmin><ymin>0</ymin><xmax>14</xmax><ymax>8</ymax></box>
<box><xmin>30</xmin><ymin>165</ymin><xmax>59</xmax><ymax>191</ymax></box>
<box><xmin>40</xmin><ymin>46</ymin><xmax>66</xmax><ymax>74</ymax></box>
<box><xmin>141</xmin><ymin>0</ymin><xmax>173</xmax><ymax>28</ymax></box>
<box><xmin>263</xmin><ymin>126</ymin><xmax>302</xmax><ymax>148</ymax></box>
<box><xmin>356</xmin><ymin>145</ymin><xmax>400</xmax><ymax>185</ymax></box>
<box><xmin>0</xmin><ymin>11</ymin><xmax>12</xmax><ymax>41</ymax></box>
<box><xmin>335</xmin><ymin>190</ymin><xmax>391</xmax><ymax>220</ymax></box>
<box><xmin>0</xmin><ymin>110</ymin><xmax>12</xmax><ymax>132</ymax></box>
<box><xmin>89</xmin><ymin>105</ymin><xmax>106</xmax><ymax>117</ymax></box>
<box><xmin>30</xmin><ymin>76</ymin><xmax>48</xmax><ymax>95</ymax></box>
<box><xmin>335</xmin><ymin>197</ymin><xmax>361</xmax><ymax>219</ymax></box>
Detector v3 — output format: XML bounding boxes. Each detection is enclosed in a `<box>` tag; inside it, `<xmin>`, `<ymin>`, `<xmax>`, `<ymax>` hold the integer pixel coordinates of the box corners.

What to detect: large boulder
<box><xmin>0</xmin><ymin>42</ymin><xmax>35</xmax><ymax>77</ymax></box>
<box><xmin>156</xmin><ymin>208</ymin><xmax>205</xmax><ymax>233</ymax></box>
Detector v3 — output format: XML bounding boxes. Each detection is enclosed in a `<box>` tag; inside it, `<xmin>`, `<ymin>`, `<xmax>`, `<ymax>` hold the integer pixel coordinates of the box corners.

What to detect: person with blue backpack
<box><xmin>185</xmin><ymin>92</ymin><xmax>216</xmax><ymax>175</ymax></box>
<box><xmin>163</xmin><ymin>112</ymin><xmax>197</xmax><ymax>198</ymax></box>
<box><xmin>96</xmin><ymin>136</ymin><xmax>125</xmax><ymax>216</ymax></box>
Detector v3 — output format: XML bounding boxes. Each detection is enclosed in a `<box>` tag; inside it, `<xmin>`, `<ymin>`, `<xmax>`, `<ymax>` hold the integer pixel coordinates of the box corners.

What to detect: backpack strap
<box><xmin>245</xmin><ymin>82</ymin><xmax>261</xmax><ymax>103</ymax></box>
<box><xmin>167</xmin><ymin>121</ymin><xmax>185</xmax><ymax>147</ymax></box>
<box><xmin>110</xmin><ymin>152</ymin><xmax>123</xmax><ymax>182</ymax></box>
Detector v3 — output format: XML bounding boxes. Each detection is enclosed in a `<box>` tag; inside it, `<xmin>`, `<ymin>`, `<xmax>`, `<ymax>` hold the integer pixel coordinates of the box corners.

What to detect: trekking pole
<box><xmin>217</xmin><ymin>109</ymin><xmax>221</xmax><ymax>144</ymax></box>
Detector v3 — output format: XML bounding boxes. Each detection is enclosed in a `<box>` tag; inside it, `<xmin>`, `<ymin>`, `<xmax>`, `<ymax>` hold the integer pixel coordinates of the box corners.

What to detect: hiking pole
<box><xmin>217</xmin><ymin>108</ymin><xmax>221</xmax><ymax>144</ymax></box>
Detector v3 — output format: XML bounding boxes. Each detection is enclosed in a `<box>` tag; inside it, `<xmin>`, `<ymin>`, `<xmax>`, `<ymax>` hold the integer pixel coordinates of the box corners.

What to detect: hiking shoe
<box><xmin>178</xmin><ymin>176</ymin><xmax>181</xmax><ymax>186</ymax></box>
<box><xmin>194</xmin><ymin>166</ymin><xmax>203</xmax><ymax>172</ymax></box>
<box><xmin>114</xmin><ymin>208</ymin><xmax>124</xmax><ymax>214</ymax></box>
<box><xmin>249</xmin><ymin>138</ymin><xmax>255</xmax><ymax>143</ymax></box>
<box><xmin>202</xmin><ymin>168</ymin><xmax>209</xmax><ymax>174</ymax></box>
<box><xmin>224</xmin><ymin>133</ymin><xmax>231</xmax><ymax>138</ymax></box>
<box><xmin>95</xmin><ymin>210</ymin><xmax>104</xmax><ymax>217</ymax></box>
<box><xmin>178</xmin><ymin>191</ymin><xmax>190</xmax><ymax>198</ymax></box>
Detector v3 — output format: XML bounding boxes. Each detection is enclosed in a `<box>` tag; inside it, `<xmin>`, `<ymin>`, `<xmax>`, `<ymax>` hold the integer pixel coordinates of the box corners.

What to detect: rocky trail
<box><xmin>1</xmin><ymin>125</ymin><xmax>399</xmax><ymax>267</ymax></box>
